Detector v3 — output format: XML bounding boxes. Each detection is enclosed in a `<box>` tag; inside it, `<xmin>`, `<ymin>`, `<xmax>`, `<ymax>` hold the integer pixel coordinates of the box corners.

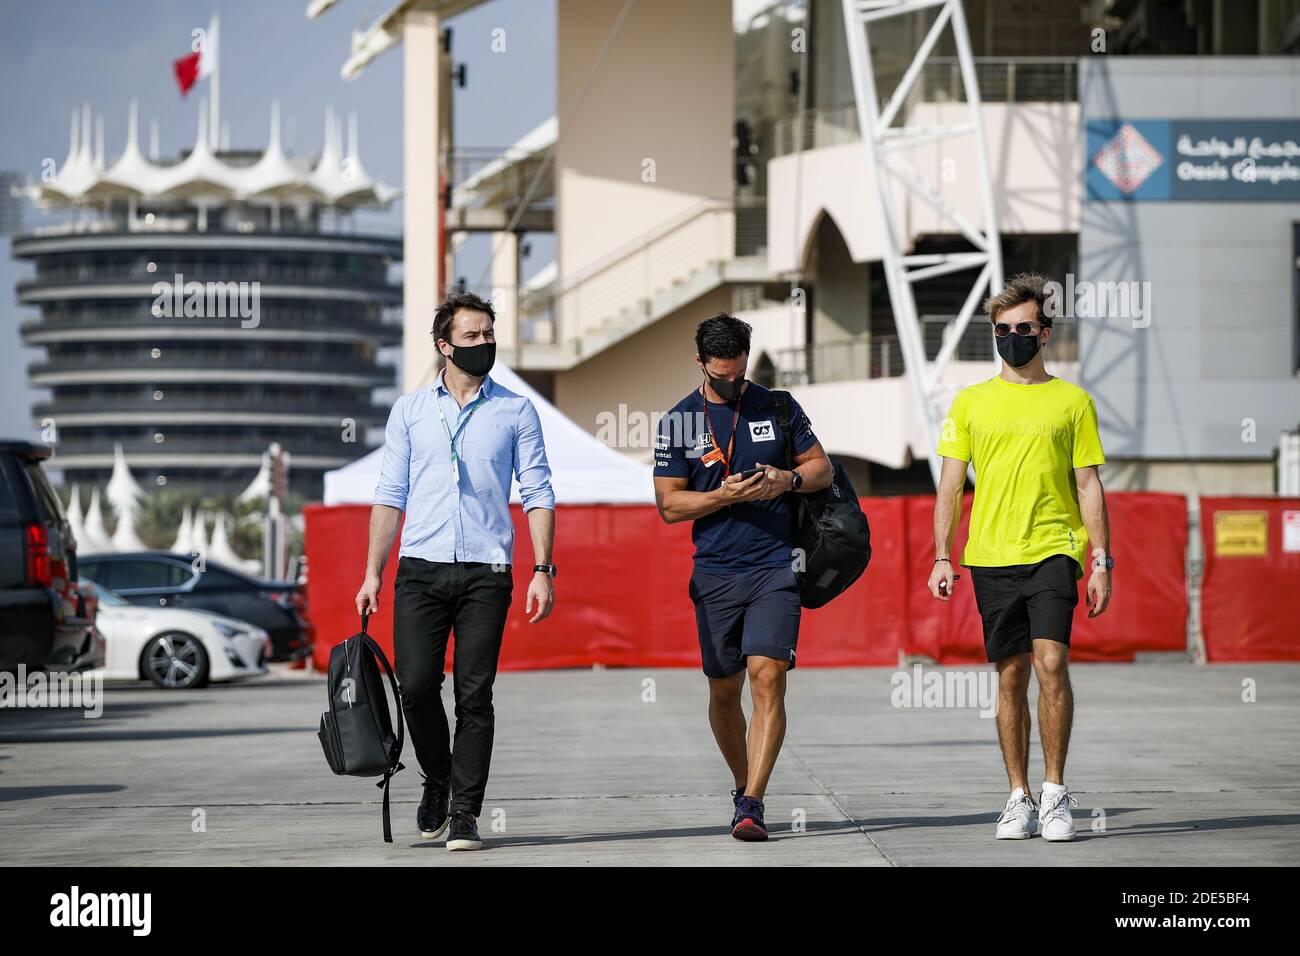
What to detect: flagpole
<box><xmin>209</xmin><ymin>14</ymin><xmax>220</xmax><ymax>148</ymax></box>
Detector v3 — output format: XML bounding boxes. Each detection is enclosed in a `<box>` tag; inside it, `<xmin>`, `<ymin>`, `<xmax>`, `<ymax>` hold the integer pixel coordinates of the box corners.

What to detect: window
<box><xmin>102</xmin><ymin>558</ymin><xmax>194</xmax><ymax>591</ymax></box>
<box><xmin>25</xmin><ymin>462</ymin><xmax>66</xmax><ymax>524</ymax></box>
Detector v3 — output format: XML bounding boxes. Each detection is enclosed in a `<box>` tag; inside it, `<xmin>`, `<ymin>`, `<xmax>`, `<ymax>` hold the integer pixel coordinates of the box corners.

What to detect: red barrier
<box><xmin>1200</xmin><ymin>497</ymin><xmax>1300</xmax><ymax>661</ymax></box>
<box><xmin>303</xmin><ymin>492</ymin><xmax>1196</xmax><ymax>672</ymax></box>
<box><xmin>304</xmin><ymin>498</ymin><xmax>904</xmax><ymax>672</ymax></box>
<box><xmin>901</xmin><ymin>491</ymin><xmax>1189</xmax><ymax>662</ymax></box>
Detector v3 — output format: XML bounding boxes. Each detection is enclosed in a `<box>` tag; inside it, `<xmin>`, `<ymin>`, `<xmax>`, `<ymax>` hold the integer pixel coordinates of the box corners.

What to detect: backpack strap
<box><xmin>359</xmin><ymin>613</ymin><xmax>405</xmax><ymax>844</ymax></box>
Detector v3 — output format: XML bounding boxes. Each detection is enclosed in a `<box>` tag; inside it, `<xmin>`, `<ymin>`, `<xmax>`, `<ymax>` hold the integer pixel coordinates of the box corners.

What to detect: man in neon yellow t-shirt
<box><xmin>929</xmin><ymin>272</ymin><xmax>1113</xmax><ymax>844</ymax></box>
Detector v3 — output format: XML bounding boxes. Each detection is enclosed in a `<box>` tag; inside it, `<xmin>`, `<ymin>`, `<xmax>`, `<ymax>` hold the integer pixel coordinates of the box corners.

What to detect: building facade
<box><xmin>13</xmin><ymin>103</ymin><xmax>401</xmax><ymax>500</ymax></box>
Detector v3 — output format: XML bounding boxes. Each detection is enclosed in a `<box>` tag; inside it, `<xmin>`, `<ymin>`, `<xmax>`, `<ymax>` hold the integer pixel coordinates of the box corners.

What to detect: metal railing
<box><xmin>23</xmin><ymin>313</ymin><xmax>400</xmax><ymax>343</ymax></box>
<box><xmin>449</xmin><ymin>147</ymin><xmax>555</xmax><ymax>212</ymax></box>
<box><xmin>772</xmin><ymin>57</ymin><xmax>1077</xmax><ymax>157</ymax></box>
<box><xmin>772</xmin><ymin>316</ymin><xmax>1078</xmax><ymax>386</ymax></box>
<box><xmin>33</xmin><ymin>397</ymin><xmax>388</xmax><ymax>419</ymax></box>
<box><xmin>23</xmin><ymin>261</ymin><xmax>394</xmax><ymax>288</ymax></box>
<box><xmin>31</xmin><ymin>354</ymin><xmax>395</xmax><ymax>376</ymax></box>
<box><xmin>52</xmin><ymin>436</ymin><xmax>353</xmax><ymax>457</ymax></box>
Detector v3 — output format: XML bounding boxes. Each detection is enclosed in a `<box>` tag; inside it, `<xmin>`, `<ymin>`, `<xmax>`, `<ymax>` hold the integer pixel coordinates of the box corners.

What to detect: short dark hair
<box><xmin>433</xmin><ymin>291</ymin><xmax>495</xmax><ymax>344</ymax></box>
<box><xmin>983</xmin><ymin>272</ymin><xmax>1053</xmax><ymax>328</ymax></box>
<box><xmin>695</xmin><ymin>313</ymin><xmax>752</xmax><ymax>362</ymax></box>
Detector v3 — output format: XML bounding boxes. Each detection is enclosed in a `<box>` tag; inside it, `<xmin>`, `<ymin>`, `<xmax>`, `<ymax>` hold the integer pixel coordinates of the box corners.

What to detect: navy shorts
<box><xmin>969</xmin><ymin>554</ymin><xmax>1080</xmax><ymax>662</ymax></box>
<box><xmin>689</xmin><ymin>565</ymin><xmax>801</xmax><ymax>679</ymax></box>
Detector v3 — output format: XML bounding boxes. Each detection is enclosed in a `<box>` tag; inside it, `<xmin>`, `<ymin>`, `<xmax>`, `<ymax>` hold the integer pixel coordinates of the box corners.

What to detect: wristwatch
<box><xmin>1092</xmin><ymin>554</ymin><xmax>1114</xmax><ymax>572</ymax></box>
<box><xmin>534</xmin><ymin>564</ymin><xmax>558</xmax><ymax>578</ymax></box>
<box><xmin>790</xmin><ymin>470</ymin><xmax>804</xmax><ymax>491</ymax></box>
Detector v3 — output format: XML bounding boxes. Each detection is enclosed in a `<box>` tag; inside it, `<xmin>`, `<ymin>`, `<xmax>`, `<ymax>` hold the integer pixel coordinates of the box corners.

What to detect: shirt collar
<box><xmin>434</xmin><ymin>367</ymin><xmax>494</xmax><ymax>402</ymax></box>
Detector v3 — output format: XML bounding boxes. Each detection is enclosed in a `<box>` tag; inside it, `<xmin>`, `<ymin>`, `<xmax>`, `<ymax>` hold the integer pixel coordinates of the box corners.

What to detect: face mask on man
<box><xmin>705</xmin><ymin>372</ymin><xmax>745</xmax><ymax>403</ymax></box>
<box><xmin>995</xmin><ymin>330</ymin><xmax>1042</xmax><ymax>368</ymax></box>
<box><xmin>446</xmin><ymin>340</ymin><xmax>496</xmax><ymax>377</ymax></box>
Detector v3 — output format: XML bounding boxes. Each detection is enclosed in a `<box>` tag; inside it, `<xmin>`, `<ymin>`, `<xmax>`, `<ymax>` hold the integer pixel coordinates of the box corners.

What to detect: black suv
<box><xmin>0</xmin><ymin>442</ymin><xmax>101</xmax><ymax>673</ymax></box>
<box><xmin>77</xmin><ymin>551</ymin><xmax>312</xmax><ymax>662</ymax></box>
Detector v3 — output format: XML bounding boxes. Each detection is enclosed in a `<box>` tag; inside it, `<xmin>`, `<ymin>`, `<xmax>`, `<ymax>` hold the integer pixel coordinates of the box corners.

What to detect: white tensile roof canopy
<box><xmin>22</xmin><ymin>97</ymin><xmax>398</xmax><ymax>211</ymax></box>
<box><xmin>323</xmin><ymin>362</ymin><xmax>655</xmax><ymax>506</ymax></box>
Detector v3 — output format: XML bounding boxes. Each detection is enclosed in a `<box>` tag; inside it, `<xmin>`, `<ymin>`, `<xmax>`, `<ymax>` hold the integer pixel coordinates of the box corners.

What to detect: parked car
<box><xmin>77</xmin><ymin>551</ymin><xmax>312</xmax><ymax>662</ymax></box>
<box><xmin>0</xmin><ymin>441</ymin><xmax>101</xmax><ymax>673</ymax></box>
<box><xmin>80</xmin><ymin>579</ymin><xmax>270</xmax><ymax>689</ymax></box>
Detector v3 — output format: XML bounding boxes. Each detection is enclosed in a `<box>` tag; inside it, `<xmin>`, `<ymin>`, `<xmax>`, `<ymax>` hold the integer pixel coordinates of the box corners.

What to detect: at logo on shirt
<box><xmin>749</xmin><ymin>420</ymin><xmax>776</xmax><ymax>442</ymax></box>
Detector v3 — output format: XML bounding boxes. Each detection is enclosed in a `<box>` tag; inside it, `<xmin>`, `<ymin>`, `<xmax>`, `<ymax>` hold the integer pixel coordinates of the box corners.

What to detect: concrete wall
<box><xmin>1078</xmin><ymin>58</ymin><xmax>1300</xmax><ymax>467</ymax></box>
<box><xmin>555</xmin><ymin>0</ymin><xmax>734</xmax><ymax>343</ymax></box>
<box><xmin>553</xmin><ymin>286</ymin><xmax>733</xmax><ymax>457</ymax></box>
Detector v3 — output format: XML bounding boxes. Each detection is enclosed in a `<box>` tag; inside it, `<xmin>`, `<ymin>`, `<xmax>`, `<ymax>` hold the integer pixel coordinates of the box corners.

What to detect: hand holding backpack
<box><xmin>317</xmin><ymin>614</ymin><xmax>406</xmax><ymax>842</ymax></box>
<box><xmin>770</xmin><ymin>390</ymin><xmax>873</xmax><ymax>609</ymax></box>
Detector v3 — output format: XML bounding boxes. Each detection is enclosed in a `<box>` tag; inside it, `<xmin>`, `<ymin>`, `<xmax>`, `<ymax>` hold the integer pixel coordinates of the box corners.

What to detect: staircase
<box><xmin>515</xmin><ymin>200</ymin><xmax>775</xmax><ymax>370</ymax></box>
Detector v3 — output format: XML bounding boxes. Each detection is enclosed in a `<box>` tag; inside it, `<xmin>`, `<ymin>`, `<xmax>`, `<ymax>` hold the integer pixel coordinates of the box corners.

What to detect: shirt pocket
<box><xmin>462</xmin><ymin>422</ymin><xmax>514</xmax><ymax>463</ymax></box>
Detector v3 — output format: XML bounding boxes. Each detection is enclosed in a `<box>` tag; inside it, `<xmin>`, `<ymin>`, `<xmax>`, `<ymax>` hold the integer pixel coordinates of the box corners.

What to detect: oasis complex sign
<box><xmin>1085</xmin><ymin>119</ymin><xmax>1300</xmax><ymax>201</ymax></box>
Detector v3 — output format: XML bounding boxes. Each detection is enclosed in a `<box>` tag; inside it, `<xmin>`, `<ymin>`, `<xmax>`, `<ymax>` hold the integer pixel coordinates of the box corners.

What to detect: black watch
<box><xmin>534</xmin><ymin>564</ymin><xmax>557</xmax><ymax>578</ymax></box>
<box><xmin>1092</xmin><ymin>554</ymin><xmax>1114</xmax><ymax>571</ymax></box>
<box><xmin>790</xmin><ymin>470</ymin><xmax>803</xmax><ymax>491</ymax></box>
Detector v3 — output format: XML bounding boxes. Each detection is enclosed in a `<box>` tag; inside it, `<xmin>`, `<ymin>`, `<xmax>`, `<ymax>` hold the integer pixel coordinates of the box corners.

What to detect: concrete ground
<box><xmin>1</xmin><ymin>663</ymin><xmax>1297</xmax><ymax>866</ymax></box>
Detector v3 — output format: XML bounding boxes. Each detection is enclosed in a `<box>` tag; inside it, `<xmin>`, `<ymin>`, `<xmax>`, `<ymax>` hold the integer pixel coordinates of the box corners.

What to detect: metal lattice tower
<box><xmin>840</xmin><ymin>0</ymin><xmax>1004</xmax><ymax>486</ymax></box>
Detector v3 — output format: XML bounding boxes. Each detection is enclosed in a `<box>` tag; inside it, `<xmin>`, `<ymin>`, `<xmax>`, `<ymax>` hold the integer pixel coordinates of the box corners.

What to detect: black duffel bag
<box><xmin>769</xmin><ymin>390</ymin><xmax>872</xmax><ymax>609</ymax></box>
<box><xmin>317</xmin><ymin>614</ymin><xmax>405</xmax><ymax>842</ymax></box>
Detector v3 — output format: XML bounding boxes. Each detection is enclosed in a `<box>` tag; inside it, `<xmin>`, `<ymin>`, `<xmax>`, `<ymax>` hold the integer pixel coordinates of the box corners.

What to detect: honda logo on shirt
<box><xmin>749</xmin><ymin>420</ymin><xmax>776</xmax><ymax>442</ymax></box>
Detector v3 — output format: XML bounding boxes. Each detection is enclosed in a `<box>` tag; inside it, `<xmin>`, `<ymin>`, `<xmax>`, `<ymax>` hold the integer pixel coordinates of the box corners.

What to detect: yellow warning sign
<box><xmin>1214</xmin><ymin>511</ymin><xmax>1269</xmax><ymax>557</ymax></box>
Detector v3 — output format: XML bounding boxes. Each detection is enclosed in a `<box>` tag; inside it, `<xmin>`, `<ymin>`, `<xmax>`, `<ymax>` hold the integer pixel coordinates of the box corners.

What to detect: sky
<box><xmin>0</xmin><ymin>0</ymin><xmax>556</xmax><ymax>439</ymax></box>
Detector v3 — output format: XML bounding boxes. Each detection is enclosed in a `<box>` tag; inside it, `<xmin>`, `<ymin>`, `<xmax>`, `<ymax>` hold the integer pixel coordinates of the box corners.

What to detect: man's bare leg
<box><xmin>707</xmin><ymin>671</ymin><xmax>749</xmax><ymax>791</ymax></box>
<box><xmin>995</xmin><ymin>653</ymin><xmax>1033</xmax><ymax>794</ymax></box>
<box><xmin>1032</xmin><ymin>638</ymin><xmax>1073</xmax><ymax>785</ymax></box>
<box><xmin>744</xmin><ymin>656</ymin><xmax>788</xmax><ymax>800</ymax></box>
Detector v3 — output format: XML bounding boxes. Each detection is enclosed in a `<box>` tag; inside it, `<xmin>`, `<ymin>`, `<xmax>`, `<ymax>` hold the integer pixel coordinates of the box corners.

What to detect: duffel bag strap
<box><xmin>769</xmin><ymin>390</ymin><xmax>794</xmax><ymax>470</ymax></box>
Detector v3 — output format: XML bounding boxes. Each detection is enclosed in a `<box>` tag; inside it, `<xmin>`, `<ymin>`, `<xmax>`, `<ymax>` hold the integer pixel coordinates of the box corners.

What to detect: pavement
<box><xmin>1</xmin><ymin>662</ymin><xmax>1298</xmax><ymax>866</ymax></box>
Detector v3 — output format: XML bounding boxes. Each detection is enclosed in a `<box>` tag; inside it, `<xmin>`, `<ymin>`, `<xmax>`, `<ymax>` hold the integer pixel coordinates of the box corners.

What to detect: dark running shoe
<box><xmin>417</xmin><ymin>775</ymin><xmax>450</xmax><ymax>841</ymax></box>
<box><xmin>730</xmin><ymin>787</ymin><xmax>746</xmax><ymax>827</ymax></box>
<box><xmin>446</xmin><ymin>811</ymin><xmax>483</xmax><ymax>851</ymax></box>
<box><xmin>731</xmin><ymin>795</ymin><xmax>768</xmax><ymax>841</ymax></box>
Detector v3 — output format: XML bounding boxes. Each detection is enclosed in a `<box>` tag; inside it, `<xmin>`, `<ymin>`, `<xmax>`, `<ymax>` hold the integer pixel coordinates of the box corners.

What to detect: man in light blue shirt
<box><xmin>356</xmin><ymin>292</ymin><xmax>556</xmax><ymax>851</ymax></box>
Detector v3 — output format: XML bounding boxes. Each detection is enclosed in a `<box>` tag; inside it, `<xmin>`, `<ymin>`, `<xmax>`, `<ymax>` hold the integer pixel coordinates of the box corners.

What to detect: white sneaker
<box><xmin>995</xmin><ymin>787</ymin><xmax>1037</xmax><ymax>840</ymax></box>
<box><xmin>1038</xmin><ymin>787</ymin><xmax>1080</xmax><ymax>842</ymax></box>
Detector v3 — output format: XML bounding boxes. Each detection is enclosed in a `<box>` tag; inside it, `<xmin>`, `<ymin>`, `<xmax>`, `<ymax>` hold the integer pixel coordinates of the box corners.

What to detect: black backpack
<box><xmin>770</xmin><ymin>391</ymin><xmax>873</xmax><ymax>609</ymax></box>
<box><xmin>317</xmin><ymin>614</ymin><xmax>406</xmax><ymax>842</ymax></box>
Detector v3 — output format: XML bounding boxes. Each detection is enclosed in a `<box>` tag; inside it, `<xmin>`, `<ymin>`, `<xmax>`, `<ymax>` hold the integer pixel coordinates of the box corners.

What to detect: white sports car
<box><xmin>81</xmin><ymin>580</ymin><xmax>272</xmax><ymax>689</ymax></box>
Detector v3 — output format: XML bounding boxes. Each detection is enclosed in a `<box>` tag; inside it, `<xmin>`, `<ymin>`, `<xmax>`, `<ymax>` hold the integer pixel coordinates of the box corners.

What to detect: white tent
<box><xmin>323</xmin><ymin>361</ymin><xmax>655</xmax><ymax>505</ymax></box>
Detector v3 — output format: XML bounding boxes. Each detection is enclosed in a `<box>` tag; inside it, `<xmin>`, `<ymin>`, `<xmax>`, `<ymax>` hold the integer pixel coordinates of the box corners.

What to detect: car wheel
<box><xmin>141</xmin><ymin>632</ymin><xmax>210</xmax><ymax>689</ymax></box>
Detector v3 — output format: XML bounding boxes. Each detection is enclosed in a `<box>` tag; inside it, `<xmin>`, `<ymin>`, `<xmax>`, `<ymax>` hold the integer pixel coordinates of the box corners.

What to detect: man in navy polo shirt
<box><xmin>653</xmin><ymin>313</ymin><xmax>832</xmax><ymax>841</ymax></box>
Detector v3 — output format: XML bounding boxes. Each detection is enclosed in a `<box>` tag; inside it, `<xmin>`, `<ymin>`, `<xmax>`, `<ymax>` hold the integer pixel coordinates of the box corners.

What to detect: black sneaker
<box><xmin>446</xmin><ymin>810</ymin><xmax>483</xmax><ymax>851</ymax></box>
<box><xmin>731</xmin><ymin>796</ymin><xmax>768</xmax><ymax>841</ymax></box>
<box><xmin>417</xmin><ymin>775</ymin><xmax>450</xmax><ymax>841</ymax></box>
<box><xmin>730</xmin><ymin>787</ymin><xmax>746</xmax><ymax>828</ymax></box>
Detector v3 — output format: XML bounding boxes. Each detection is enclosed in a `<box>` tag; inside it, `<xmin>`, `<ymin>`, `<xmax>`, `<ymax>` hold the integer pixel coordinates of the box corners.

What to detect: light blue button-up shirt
<box><xmin>372</xmin><ymin>370</ymin><xmax>555</xmax><ymax>565</ymax></box>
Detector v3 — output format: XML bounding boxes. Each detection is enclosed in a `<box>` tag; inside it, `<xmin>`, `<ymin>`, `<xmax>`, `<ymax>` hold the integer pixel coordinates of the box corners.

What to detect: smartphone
<box><xmin>735</xmin><ymin>467</ymin><xmax>764</xmax><ymax>481</ymax></box>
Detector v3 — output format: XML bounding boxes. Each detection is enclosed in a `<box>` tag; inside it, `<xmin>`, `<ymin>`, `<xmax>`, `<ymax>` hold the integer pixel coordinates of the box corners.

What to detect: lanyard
<box><xmin>437</xmin><ymin>390</ymin><xmax>485</xmax><ymax>481</ymax></box>
<box><xmin>701</xmin><ymin>387</ymin><xmax>742</xmax><ymax>478</ymax></box>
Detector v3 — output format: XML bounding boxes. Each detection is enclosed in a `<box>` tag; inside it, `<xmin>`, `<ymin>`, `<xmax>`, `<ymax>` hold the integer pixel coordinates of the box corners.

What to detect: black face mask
<box><xmin>995</xmin><ymin>331</ymin><xmax>1041</xmax><ymax>368</ymax></box>
<box><xmin>447</xmin><ymin>340</ymin><xmax>496</xmax><ymax>377</ymax></box>
<box><xmin>705</xmin><ymin>372</ymin><xmax>745</xmax><ymax>403</ymax></box>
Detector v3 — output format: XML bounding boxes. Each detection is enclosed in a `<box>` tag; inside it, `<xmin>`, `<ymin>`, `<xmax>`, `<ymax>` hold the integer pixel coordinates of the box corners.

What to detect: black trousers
<box><xmin>392</xmin><ymin>557</ymin><xmax>512</xmax><ymax>816</ymax></box>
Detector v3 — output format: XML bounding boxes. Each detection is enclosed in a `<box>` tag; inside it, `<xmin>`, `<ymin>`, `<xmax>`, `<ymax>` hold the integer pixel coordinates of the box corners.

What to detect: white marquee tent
<box><xmin>322</xmin><ymin>362</ymin><xmax>656</xmax><ymax>506</ymax></box>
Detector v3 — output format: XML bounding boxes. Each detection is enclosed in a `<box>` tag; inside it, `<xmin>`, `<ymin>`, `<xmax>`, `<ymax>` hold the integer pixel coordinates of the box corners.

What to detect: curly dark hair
<box><xmin>433</xmin><ymin>291</ymin><xmax>496</xmax><ymax>344</ymax></box>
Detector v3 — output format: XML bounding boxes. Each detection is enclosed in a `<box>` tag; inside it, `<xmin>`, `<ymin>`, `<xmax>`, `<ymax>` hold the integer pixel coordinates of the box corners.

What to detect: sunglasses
<box><xmin>993</xmin><ymin>321</ymin><xmax>1044</xmax><ymax>338</ymax></box>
